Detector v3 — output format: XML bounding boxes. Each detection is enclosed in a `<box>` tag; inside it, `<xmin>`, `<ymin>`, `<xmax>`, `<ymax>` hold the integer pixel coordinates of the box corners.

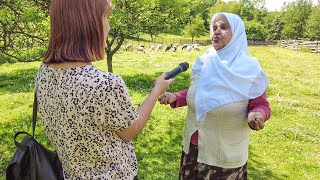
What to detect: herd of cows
<box><xmin>124</xmin><ymin>43</ymin><xmax>202</xmax><ymax>53</ymax></box>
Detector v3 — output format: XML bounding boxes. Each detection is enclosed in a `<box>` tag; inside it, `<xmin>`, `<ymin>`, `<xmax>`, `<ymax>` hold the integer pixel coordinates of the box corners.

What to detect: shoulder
<box><xmin>88</xmin><ymin>66</ymin><xmax>125</xmax><ymax>86</ymax></box>
<box><xmin>86</xmin><ymin>67</ymin><xmax>127</xmax><ymax>92</ymax></box>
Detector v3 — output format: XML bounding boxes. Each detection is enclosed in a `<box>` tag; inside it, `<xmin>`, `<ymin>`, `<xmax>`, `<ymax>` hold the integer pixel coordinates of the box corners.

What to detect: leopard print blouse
<box><xmin>35</xmin><ymin>64</ymin><xmax>139</xmax><ymax>179</ymax></box>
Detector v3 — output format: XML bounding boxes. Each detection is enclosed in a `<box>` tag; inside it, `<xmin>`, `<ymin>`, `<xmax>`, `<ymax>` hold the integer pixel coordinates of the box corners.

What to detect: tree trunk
<box><xmin>105</xmin><ymin>36</ymin><xmax>125</xmax><ymax>73</ymax></box>
<box><xmin>107</xmin><ymin>55</ymin><xmax>113</xmax><ymax>73</ymax></box>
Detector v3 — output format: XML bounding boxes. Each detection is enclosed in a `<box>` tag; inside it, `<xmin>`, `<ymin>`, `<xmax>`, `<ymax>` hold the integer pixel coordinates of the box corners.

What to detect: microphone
<box><xmin>164</xmin><ymin>62</ymin><xmax>189</xmax><ymax>80</ymax></box>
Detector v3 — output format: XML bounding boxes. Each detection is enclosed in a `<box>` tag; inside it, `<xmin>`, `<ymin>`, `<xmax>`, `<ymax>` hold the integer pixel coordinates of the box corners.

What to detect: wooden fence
<box><xmin>248</xmin><ymin>40</ymin><xmax>320</xmax><ymax>53</ymax></box>
<box><xmin>280</xmin><ymin>40</ymin><xmax>320</xmax><ymax>53</ymax></box>
<box><xmin>247</xmin><ymin>40</ymin><xmax>278</xmax><ymax>46</ymax></box>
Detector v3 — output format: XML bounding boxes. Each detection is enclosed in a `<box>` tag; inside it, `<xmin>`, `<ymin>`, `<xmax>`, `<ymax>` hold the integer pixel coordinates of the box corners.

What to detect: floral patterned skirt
<box><xmin>179</xmin><ymin>143</ymin><xmax>247</xmax><ymax>180</ymax></box>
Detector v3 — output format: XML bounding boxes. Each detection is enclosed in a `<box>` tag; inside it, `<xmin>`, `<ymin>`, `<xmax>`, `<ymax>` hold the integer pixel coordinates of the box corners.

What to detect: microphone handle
<box><xmin>164</xmin><ymin>66</ymin><xmax>183</xmax><ymax>80</ymax></box>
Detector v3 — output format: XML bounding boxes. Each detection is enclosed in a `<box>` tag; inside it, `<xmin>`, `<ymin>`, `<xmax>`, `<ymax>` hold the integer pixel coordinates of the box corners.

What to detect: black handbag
<box><xmin>6</xmin><ymin>92</ymin><xmax>64</xmax><ymax>180</ymax></box>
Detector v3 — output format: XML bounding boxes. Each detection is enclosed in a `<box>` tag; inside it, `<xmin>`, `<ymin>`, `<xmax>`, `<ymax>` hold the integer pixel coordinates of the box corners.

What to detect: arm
<box><xmin>117</xmin><ymin>73</ymin><xmax>174</xmax><ymax>142</ymax></box>
<box><xmin>158</xmin><ymin>89</ymin><xmax>188</xmax><ymax>108</ymax></box>
<box><xmin>171</xmin><ymin>90</ymin><xmax>188</xmax><ymax>108</ymax></box>
<box><xmin>247</xmin><ymin>92</ymin><xmax>271</xmax><ymax>131</ymax></box>
<box><xmin>248</xmin><ymin>92</ymin><xmax>270</xmax><ymax>120</ymax></box>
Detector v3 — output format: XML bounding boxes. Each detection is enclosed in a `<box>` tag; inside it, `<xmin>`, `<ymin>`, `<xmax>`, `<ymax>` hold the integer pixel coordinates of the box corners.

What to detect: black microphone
<box><xmin>164</xmin><ymin>62</ymin><xmax>189</xmax><ymax>80</ymax></box>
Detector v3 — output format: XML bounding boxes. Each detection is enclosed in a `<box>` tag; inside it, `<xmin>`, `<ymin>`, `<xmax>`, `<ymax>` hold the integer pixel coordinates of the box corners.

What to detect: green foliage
<box><xmin>281</xmin><ymin>0</ymin><xmax>313</xmax><ymax>39</ymax></box>
<box><xmin>282</xmin><ymin>23</ymin><xmax>300</xmax><ymax>40</ymax></box>
<box><xmin>106</xmin><ymin>0</ymin><xmax>187</xmax><ymax>72</ymax></box>
<box><xmin>304</xmin><ymin>5</ymin><xmax>320</xmax><ymax>40</ymax></box>
<box><xmin>1</xmin><ymin>47</ymin><xmax>320</xmax><ymax>179</ymax></box>
<box><xmin>19</xmin><ymin>46</ymin><xmax>46</xmax><ymax>62</ymax></box>
<box><xmin>1</xmin><ymin>0</ymin><xmax>320</xmax><ymax>71</ymax></box>
<box><xmin>208</xmin><ymin>0</ymin><xmax>269</xmax><ymax>40</ymax></box>
<box><xmin>245</xmin><ymin>20</ymin><xmax>267</xmax><ymax>40</ymax></box>
<box><xmin>264</xmin><ymin>13</ymin><xmax>285</xmax><ymax>40</ymax></box>
<box><xmin>182</xmin><ymin>15</ymin><xmax>207</xmax><ymax>43</ymax></box>
<box><xmin>209</xmin><ymin>0</ymin><xmax>241</xmax><ymax>18</ymax></box>
<box><xmin>138</xmin><ymin>0</ymin><xmax>186</xmax><ymax>40</ymax></box>
<box><xmin>0</xmin><ymin>0</ymin><xmax>49</xmax><ymax>64</ymax></box>
<box><xmin>240</xmin><ymin>0</ymin><xmax>255</xmax><ymax>21</ymax></box>
<box><xmin>185</xmin><ymin>0</ymin><xmax>217</xmax><ymax>29</ymax></box>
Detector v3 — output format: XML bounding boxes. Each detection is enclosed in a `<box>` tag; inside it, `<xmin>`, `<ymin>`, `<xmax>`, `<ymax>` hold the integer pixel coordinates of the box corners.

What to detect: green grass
<box><xmin>0</xmin><ymin>47</ymin><xmax>319</xmax><ymax>179</ymax></box>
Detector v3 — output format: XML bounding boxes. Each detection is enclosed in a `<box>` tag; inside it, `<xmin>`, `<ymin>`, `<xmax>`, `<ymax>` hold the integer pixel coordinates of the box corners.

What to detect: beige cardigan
<box><xmin>182</xmin><ymin>74</ymin><xmax>251</xmax><ymax>168</ymax></box>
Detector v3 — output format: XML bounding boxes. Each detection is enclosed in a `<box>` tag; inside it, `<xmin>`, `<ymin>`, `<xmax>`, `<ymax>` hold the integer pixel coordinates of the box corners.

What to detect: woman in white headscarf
<box><xmin>158</xmin><ymin>13</ymin><xmax>270</xmax><ymax>179</ymax></box>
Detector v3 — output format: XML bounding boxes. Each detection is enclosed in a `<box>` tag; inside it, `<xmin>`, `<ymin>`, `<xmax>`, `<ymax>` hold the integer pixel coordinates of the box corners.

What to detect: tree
<box><xmin>281</xmin><ymin>0</ymin><xmax>313</xmax><ymax>39</ymax></box>
<box><xmin>304</xmin><ymin>5</ymin><xmax>320</xmax><ymax>40</ymax></box>
<box><xmin>209</xmin><ymin>0</ymin><xmax>241</xmax><ymax>19</ymax></box>
<box><xmin>264</xmin><ymin>12</ymin><xmax>284</xmax><ymax>40</ymax></box>
<box><xmin>239</xmin><ymin>0</ymin><xmax>255</xmax><ymax>21</ymax></box>
<box><xmin>139</xmin><ymin>0</ymin><xmax>186</xmax><ymax>42</ymax></box>
<box><xmin>0</xmin><ymin>0</ymin><xmax>49</xmax><ymax>63</ymax></box>
<box><xmin>182</xmin><ymin>15</ymin><xmax>207</xmax><ymax>43</ymax></box>
<box><xmin>106</xmin><ymin>0</ymin><xmax>185</xmax><ymax>72</ymax></box>
<box><xmin>245</xmin><ymin>20</ymin><xmax>266</xmax><ymax>41</ymax></box>
<box><xmin>251</xmin><ymin>0</ymin><xmax>267</xmax><ymax>23</ymax></box>
<box><xmin>186</xmin><ymin>0</ymin><xmax>217</xmax><ymax>29</ymax></box>
<box><xmin>106</xmin><ymin>0</ymin><xmax>143</xmax><ymax>72</ymax></box>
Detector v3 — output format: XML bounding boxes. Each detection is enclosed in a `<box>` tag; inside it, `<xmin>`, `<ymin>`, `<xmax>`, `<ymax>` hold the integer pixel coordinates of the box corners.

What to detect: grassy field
<box><xmin>0</xmin><ymin>46</ymin><xmax>319</xmax><ymax>179</ymax></box>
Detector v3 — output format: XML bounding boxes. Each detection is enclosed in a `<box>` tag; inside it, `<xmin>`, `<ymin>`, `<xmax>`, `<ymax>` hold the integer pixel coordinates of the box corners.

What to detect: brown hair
<box><xmin>44</xmin><ymin>0</ymin><xmax>112</xmax><ymax>64</ymax></box>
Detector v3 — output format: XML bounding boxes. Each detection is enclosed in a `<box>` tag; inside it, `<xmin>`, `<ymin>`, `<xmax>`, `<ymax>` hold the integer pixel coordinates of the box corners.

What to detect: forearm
<box><xmin>117</xmin><ymin>88</ymin><xmax>161</xmax><ymax>141</ymax></box>
<box><xmin>248</xmin><ymin>92</ymin><xmax>271</xmax><ymax>121</ymax></box>
<box><xmin>136</xmin><ymin>88</ymin><xmax>162</xmax><ymax>128</ymax></box>
<box><xmin>250</xmin><ymin>106</ymin><xmax>270</xmax><ymax>121</ymax></box>
<box><xmin>170</xmin><ymin>89</ymin><xmax>188</xmax><ymax>108</ymax></box>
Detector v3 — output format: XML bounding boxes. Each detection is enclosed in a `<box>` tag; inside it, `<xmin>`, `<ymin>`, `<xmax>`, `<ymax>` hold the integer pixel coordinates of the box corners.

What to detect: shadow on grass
<box><xmin>122</xmin><ymin>72</ymin><xmax>190</xmax><ymax>94</ymax></box>
<box><xmin>249</xmin><ymin>147</ymin><xmax>289</xmax><ymax>180</ymax></box>
<box><xmin>0</xmin><ymin>67</ymin><xmax>38</xmax><ymax>94</ymax></box>
<box><xmin>0</xmin><ymin>67</ymin><xmax>190</xmax><ymax>94</ymax></box>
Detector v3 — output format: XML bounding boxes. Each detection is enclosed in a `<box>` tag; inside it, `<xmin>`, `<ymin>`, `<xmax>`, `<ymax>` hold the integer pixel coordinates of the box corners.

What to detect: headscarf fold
<box><xmin>193</xmin><ymin>13</ymin><xmax>269</xmax><ymax>121</ymax></box>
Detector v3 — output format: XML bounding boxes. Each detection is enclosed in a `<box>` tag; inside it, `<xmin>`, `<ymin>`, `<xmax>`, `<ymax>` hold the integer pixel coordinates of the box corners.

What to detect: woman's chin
<box><xmin>213</xmin><ymin>44</ymin><xmax>222</xmax><ymax>50</ymax></box>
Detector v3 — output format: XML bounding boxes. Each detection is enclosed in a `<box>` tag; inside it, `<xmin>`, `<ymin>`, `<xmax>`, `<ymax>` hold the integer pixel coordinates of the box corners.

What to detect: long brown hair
<box><xmin>44</xmin><ymin>0</ymin><xmax>112</xmax><ymax>64</ymax></box>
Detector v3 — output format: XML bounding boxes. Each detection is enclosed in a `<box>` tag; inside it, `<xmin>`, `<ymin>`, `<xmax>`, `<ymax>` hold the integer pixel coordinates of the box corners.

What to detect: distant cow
<box><xmin>156</xmin><ymin>43</ymin><xmax>163</xmax><ymax>51</ymax></box>
<box><xmin>181</xmin><ymin>44</ymin><xmax>188</xmax><ymax>50</ymax></box>
<box><xmin>186</xmin><ymin>45</ymin><xmax>193</xmax><ymax>52</ymax></box>
<box><xmin>150</xmin><ymin>45</ymin><xmax>156</xmax><ymax>52</ymax></box>
<box><xmin>165</xmin><ymin>44</ymin><xmax>172</xmax><ymax>52</ymax></box>
<box><xmin>125</xmin><ymin>43</ymin><xmax>133</xmax><ymax>51</ymax></box>
<box><xmin>172</xmin><ymin>44</ymin><xmax>178</xmax><ymax>52</ymax></box>
<box><xmin>137</xmin><ymin>45</ymin><xmax>145</xmax><ymax>53</ymax></box>
<box><xmin>192</xmin><ymin>45</ymin><xmax>200</xmax><ymax>51</ymax></box>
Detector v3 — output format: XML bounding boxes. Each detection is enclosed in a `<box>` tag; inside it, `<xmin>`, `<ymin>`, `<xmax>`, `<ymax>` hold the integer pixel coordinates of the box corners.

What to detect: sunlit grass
<box><xmin>0</xmin><ymin>46</ymin><xmax>319</xmax><ymax>179</ymax></box>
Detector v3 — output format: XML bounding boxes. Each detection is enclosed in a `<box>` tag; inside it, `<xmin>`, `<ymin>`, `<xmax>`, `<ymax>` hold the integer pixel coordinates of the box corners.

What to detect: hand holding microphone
<box><xmin>157</xmin><ymin>62</ymin><xmax>189</xmax><ymax>104</ymax></box>
<box><xmin>164</xmin><ymin>62</ymin><xmax>189</xmax><ymax>80</ymax></box>
<box><xmin>151</xmin><ymin>62</ymin><xmax>190</xmax><ymax>98</ymax></box>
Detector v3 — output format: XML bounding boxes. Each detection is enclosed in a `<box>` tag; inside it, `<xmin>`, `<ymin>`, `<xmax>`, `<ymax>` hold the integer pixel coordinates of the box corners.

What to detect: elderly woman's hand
<box><xmin>247</xmin><ymin>111</ymin><xmax>265</xmax><ymax>131</ymax></box>
<box><xmin>158</xmin><ymin>92</ymin><xmax>177</xmax><ymax>105</ymax></box>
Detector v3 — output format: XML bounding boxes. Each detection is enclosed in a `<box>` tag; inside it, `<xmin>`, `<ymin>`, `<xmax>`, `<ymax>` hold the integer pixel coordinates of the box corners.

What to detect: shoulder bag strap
<box><xmin>32</xmin><ymin>91</ymin><xmax>38</xmax><ymax>138</ymax></box>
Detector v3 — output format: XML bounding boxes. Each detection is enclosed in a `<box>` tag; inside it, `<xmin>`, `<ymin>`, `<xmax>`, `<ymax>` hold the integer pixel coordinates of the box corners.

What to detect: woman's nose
<box><xmin>214</xmin><ymin>27</ymin><xmax>221</xmax><ymax>34</ymax></box>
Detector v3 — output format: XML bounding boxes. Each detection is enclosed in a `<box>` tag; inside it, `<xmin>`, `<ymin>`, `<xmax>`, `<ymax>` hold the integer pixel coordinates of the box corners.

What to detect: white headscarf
<box><xmin>193</xmin><ymin>13</ymin><xmax>269</xmax><ymax>121</ymax></box>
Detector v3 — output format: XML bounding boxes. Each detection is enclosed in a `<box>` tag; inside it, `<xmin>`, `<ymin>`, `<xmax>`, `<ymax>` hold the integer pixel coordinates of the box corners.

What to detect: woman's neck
<box><xmin>47</xmin><ymin>61</ymin><xmax>92</xmax><ymax>69</ymax></box>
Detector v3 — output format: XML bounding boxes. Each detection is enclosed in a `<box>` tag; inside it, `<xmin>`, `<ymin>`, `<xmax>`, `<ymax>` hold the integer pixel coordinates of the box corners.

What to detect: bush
<box><xmin>245</xmin><ymin>20</ymin><xmax>267</xmax><ymax>41</ymax></box>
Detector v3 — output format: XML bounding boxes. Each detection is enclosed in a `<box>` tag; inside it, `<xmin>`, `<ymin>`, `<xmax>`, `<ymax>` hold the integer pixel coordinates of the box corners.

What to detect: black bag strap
<box><xmin>32</xmin><ymin>91</ymin><xmax>38</xmax><ymax>138</ymax></box>
<box><xmin>13</xmin><ymin>131</ymin><xmax>33</xmax><ymax>150</ymax></box>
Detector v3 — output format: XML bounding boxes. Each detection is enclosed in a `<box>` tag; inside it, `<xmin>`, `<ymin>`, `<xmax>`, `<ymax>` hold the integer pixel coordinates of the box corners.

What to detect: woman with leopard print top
<box><xmin>35</xmin><ymin>0</ymin><xmax>174</xmax><ymax>179</ymax></box>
